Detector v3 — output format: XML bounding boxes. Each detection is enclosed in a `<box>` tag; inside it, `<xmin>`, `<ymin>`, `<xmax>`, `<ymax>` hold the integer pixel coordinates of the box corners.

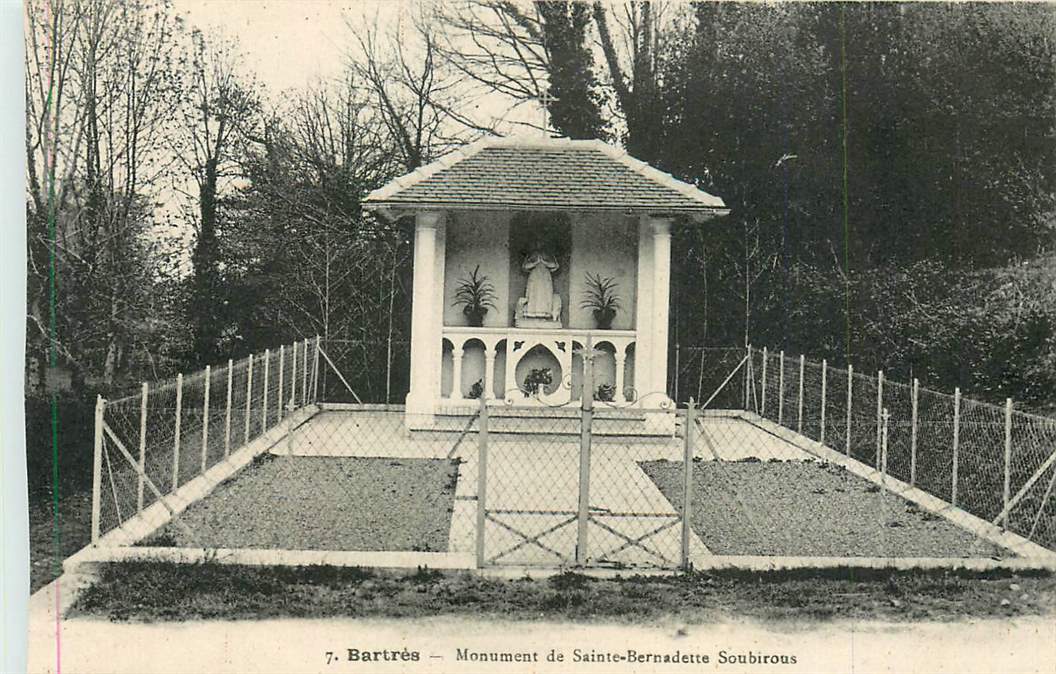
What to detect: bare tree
<box><xmin>173</xmin><ymin>28</ymin><xmax>259</xmax><ymax>365</ymax></box>
<box><xmin>222</xmin><ymin>76</ymin><xmax>413</xmax><ymax>398</ymax></box>
<box><xmin>348</xmin><ymin>6</ymin><xmax>495</xmax><ymax>171</ymax></box>
<box><xmin>435</xmin><ymin>0</ymin><xmax>607</xmax><ymax>138</ymax></box>
<box><xmin>25</xmin><ymin>0</ymin><xmax>183</xmax><ymax>388</ymax></box>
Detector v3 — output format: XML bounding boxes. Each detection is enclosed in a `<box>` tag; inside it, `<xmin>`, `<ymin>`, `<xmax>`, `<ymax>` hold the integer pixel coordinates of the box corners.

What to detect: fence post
<box><xmin>172</xmin><ymin>373</ymin><xmax>183</xmax><ymax>492</ymax></box>
<box><xmin>673</xmin><ymin>343</ymin><xmax>680</xmax><ymax>403</ymax></box>
<box><xmin>201</xmin><ymin>365</ymin><xmax>211</xmax><ymax>473</ymax></box>
<box><xmin>881</xmin><ymin>408</ymin><xmax>890</xmax><ymax>494</ymax></box>
<box><xmin>91</xmin><ymin>394</ymin><xmax>105</xmax><ymax>543</ymax></box>
<box><xmin>778</xmin><ymin>351</ymin><xmax>785</xmax><ymax>425</ymax></box>
<box><xmin>302</xmin><ymin>338</ymin><xmax>309</xmax><ymax>407</ymax></box>
<box><xmin>820</xmin><ymin>359</ymin><xmax>828</xmax><ymax>445</ymax></box>
<box><xmin>743</xmin><ymin>345</ymin><xmax>751</xmax><ymax>409</ymax></box>
<box><xmin>290</xmin><ymin>341</ymin><xmax>298</xmax><ymax>410</ymax></box>
<box><xmin>244</xmin><ymin>354</ymin><xmax>254</xmax><ymax>443</ymax></box>
<box><xmin>576</xmin><ymin>338</ymin><xmax>594</xmax><ymax>567</ymax></box>
<box><xmin>760</xmin><ymin>347</ymin><xmax>768</xmax><ymax>416</ymax></box>
<box><xmin>846</xmin><ymin>364</ymin><xmax>854</xmax><ymax>455</ymax></box>
<box><xmin>952</xmin><ymin>387</ymin><xmax>960</xmax><ymax>507</ymax></box>
<box><xmin>476</xmin><ymin>396</ymin><xmax>489</xmax><ymax>568</ymax></box>
<box><xmin>262</xmin><ymin>349</ymin><xmax>270</xmax><ymax>430</ymax></box>
<box><xmin>277</xmin><ymin>345</ymin><xmax>285</xmax><ymax>421</ymax></box>
<box><xmin>138</xmin><ymin>382</ymin><xmax>148</xmax><ymax>513</ymax></box>
<box><xmin>681</xmin><ymin>398</ymin><xmax>696</xmax><ymax>571</ymax></box>
<box><xmin>312</xmin><ymin>336</ymin><xmax>322</xmax><ymax>403</ymax></box>
<box><xmin>875</xmin><ymin>370</ymin><xmax>884</xmax><ymax>466</ymax></box>
<box><xmin>910</xmin><ymin>378</ymin><xmax>919</xmax><ymax>486</ymax></box>
<box><xmin>743</xmin><ymin>346</ymin><xmax>751</xmax><ymax>409</ymax></box>
<box><xmin>797</xmin><ymin>355</ymin><xmax>805</xmax><ymax>433</ymax></box>
<box><xmin>224</xmin><ymin>359</ymin><xmax>233</xmax><ymax>457</ymax></box>
<box><xmin>1004</xmin><ymin>398</ymin><xmax>1013</xmax><ymax>531</ymax></box>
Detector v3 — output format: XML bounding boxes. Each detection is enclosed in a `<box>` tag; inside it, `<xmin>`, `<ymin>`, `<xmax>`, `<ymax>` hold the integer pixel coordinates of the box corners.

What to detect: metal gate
<box><xmin>476</xmin><ymin>346</ymin><xmax>709</xmax><ymax>569</ymax></box>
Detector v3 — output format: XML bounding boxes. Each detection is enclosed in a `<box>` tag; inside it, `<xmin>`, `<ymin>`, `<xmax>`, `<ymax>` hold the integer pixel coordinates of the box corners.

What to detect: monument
<box><xmin>362</xmin><ymin>135</ymin><xmax>729</xmax><ymax>424</ymax></box>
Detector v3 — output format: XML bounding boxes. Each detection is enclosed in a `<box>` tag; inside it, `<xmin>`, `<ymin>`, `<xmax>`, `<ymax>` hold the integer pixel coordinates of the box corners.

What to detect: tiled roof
<box><xmin>363</xmin><ymin>136</ymin><xmax>728</xmax><ymax>218</ymax></box>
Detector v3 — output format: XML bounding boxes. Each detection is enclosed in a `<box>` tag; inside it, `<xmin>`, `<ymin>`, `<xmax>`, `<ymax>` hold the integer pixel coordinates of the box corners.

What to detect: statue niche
<box><xmin>515</xmin><ymin>237</ymin><xmax>562</xmax><ymax>328</ymax></box>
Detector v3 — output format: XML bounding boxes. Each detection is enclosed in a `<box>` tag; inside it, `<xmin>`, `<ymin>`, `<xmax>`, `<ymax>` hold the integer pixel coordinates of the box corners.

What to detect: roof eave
<box><xmin>362</xmin><ymin>200</ymin><xmax>729</xmax><ymax>223</ymax></box>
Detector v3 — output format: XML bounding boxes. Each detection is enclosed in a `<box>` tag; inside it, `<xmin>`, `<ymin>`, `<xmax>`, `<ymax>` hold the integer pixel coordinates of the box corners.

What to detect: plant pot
<box><xmin>465</xmin><ymin>307</ymin><xmax>487</xmax><ymax>327</ymax></box>
<box><xmin>593</xmin><ymin>308</ymin><xmax>616</xmax><ymax>330</ymax></box>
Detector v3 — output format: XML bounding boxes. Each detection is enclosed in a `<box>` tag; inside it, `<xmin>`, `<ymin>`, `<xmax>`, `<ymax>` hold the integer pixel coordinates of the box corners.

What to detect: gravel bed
<box><xmin>145</xmin><ymin>456</ymin><xmax>460</xmax><ymax>552</ymax></box>
<box><xmin>640</xmin><ymin>459</ymin><xmax>1007</xmax><ymax>558</ymax></box>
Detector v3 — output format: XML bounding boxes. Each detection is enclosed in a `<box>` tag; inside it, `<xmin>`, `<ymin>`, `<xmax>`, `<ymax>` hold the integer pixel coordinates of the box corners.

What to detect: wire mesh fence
<box><xmin>744</xmin><ymin>345</ymin><xmax>1056</xmax><ymax>554</ymax></box>
<box><xmin>87</xmin><ymin>338</ymin><xmax>1055</xmax><ymax>570</ymax></box>
<box><xmin>92</xmin><ymin>338</ymin><xmax>321</xmax><ymax>545</ymax></box>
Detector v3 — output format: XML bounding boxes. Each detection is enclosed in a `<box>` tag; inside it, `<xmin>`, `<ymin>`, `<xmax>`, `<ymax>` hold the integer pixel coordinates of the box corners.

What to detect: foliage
<box><xmin>436</xmin><ymin>0</ymin><xmax>608</xmax><ymax>138</ymax></box>
<box><xmin>22</xmin><ymin>1</ymin><xmax>1056</xmax><ymax>417</ymax></box>
<box><xmin>220</xmin><ymin>74</ymin><xmax>410</xmax><ymax>366</ymax></box>
<box><xmin>24</xmin><ymin>0</ymin><xmax>189</xmax><ymax>391</ymax></box>
<box><xmin>467</xmin><ymin>379</ymin><xmax>484</xmax><ymax>400</ymax></box>
<box><xmin>453</xmin><ymin>265</ymin><xmax>498</xmax><ymax>319</ymax></box>
<box><xmin>662</xmin><ymin>3</ymin><xmax>1055</xmax><ymax>269</ymax></box>
<box><xmin>177</xmin><ymin>29</ymin><xmax>261</xmax><ymax>366</ymax></box>
<box><xmin>523</xmin><ymin>368</ymin><xmax>553</xmax><ymax>397</ymax></box>
<box><xmin>580</xmin><ymin>273</ymin><xmax>621</xmax><ymax>313</ymax></box>
<box><xmin>737</xmin><ymin>257</ymin><xmax>1056</xmax><ymax>412</ymax></box>
<box><xmin>596</xmin><ymin>382</ymin><xmax>616</xmax><ymax>402</ymax></box>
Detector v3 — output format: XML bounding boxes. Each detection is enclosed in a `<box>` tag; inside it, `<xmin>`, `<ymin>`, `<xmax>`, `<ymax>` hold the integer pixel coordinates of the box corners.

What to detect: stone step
<box><xmin>417</xmin><ymin>412</ymin><xmax>680</xmax><ymax>439</ymax></box>
<box><xmin>435</xmin><ymin>405</ymin><xmax>649</xmax><ymax>421</ymax></box>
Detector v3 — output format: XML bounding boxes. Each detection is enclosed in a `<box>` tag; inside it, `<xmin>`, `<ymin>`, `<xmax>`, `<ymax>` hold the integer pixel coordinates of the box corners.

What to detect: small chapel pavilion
<box><xmin>363</xmin><ymin>136</ymin><xmax>728</xmax><ymax>424</ymax></box>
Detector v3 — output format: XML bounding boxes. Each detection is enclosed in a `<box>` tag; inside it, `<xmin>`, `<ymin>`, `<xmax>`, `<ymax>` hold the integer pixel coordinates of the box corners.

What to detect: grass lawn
<box><xmin>28</xmin><ymin>486</ymin><xmax>94</xmax><ymax>593</ymax></box>
<box><xmin>70</xmin><ymin>562</ymin><xmax>1056</xmax><ymax>624</ymax></box>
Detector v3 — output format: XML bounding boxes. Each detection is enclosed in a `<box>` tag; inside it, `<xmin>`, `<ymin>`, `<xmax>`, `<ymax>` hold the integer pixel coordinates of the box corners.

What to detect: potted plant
<box><xmin>467</xmin><ymin>379</ymin><xmax>484</xmax><ymax>399</ymax></box>
<box><xmin>453</xmin><ymin>265</ymin><xmax>497</xmax><ymax>327</ymax></box>
<box><xmin>523</xmin><ymin>368</ymin><xmax>553</xmax><ymax>397</ymax></box>
<box><xmin>596</xmin><ymin>382</ymin><xmax>616</xmax><ymax>402</ymax></box>
<box><xmin>581</xmin><ymin>272</ymin><xmax>621</xmax><ymax>329</ymax></box>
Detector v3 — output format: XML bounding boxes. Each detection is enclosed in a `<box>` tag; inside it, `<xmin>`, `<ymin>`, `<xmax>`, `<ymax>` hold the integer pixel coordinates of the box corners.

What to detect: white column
<box><xmin>433</xmin><ymin>217</ymin><xmax>447</xmax><ymax>351</ymax></box>
<box><xmin>483</xmin><ymin>346</ymin><xmax>496</xmax><ymax>401</ymax></box>
<box><xmin>634</xmin><ymin>216</ymin><xmax>655</xmax><ymax>399</ymax></box>
<box><xmin>650</xmin><ymin>216</ymin><xmax>673</xmax><ymax>401</ymax></box>
<box><xmin>614</xmin><ymin>348</ymin><xmax>627</xmax><ymax>404</ymax></box>
<box><xmin>450</xmin><ymin>344</ymin><xmax>465</xmax><ymax>402</ymax></box>
<box><xmin>407</xmin><ymin>211</ymin><xmax>443</xmax><ymax>425</ymax></box>
<box><xmin>646</xmin><ymin>220</ymin><xmax>671</xmax><ymax>401</ymax></box>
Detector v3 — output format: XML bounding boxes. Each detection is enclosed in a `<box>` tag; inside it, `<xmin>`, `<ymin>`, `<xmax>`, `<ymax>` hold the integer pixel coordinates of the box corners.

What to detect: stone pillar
<box><xmin>614</xmin><ymin>348</ymin><xmax>627</xmax><ymax>404</ymax></box>
<box><xmin>650</xmin><ymin>217</ymin><xmax>673</xmax><ymax>403</ymax></box>
<box><xmin>406</xmin><ymin>211</ymin><xmax>443</xmax><ymax>426</ymax></box>
<box><xmin>483</xmin><ymin>347</ymin><xmax>496</xmax><ymax>401</ymax></box>
<box><xmin>450</xmin><ymin>344</ymin><xmax>464</xmax><ymax>402</ymax></box>
<box><xmin>634</xmin><ymin>217</ymin><xmax>655</xmax><ymax>399</ymax></box>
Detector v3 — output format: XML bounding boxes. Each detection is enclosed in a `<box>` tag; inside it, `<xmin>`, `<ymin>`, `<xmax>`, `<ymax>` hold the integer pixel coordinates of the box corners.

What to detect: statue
<box><xmin>515</xmin><ymin>238</ymin><xmax>562</xmax><ymax>328</ymax></box>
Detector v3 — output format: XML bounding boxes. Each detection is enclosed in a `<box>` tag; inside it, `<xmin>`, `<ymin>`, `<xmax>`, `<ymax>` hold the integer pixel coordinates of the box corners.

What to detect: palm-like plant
<box><xmin>581</xmin><ymin>272</ymin><xmax>621</xmax><ymax>329</ymax></box>
<box><xmin>453</xmin><ymin>265</ymin><xmax>497</xmax><ymax>327</ymax></box>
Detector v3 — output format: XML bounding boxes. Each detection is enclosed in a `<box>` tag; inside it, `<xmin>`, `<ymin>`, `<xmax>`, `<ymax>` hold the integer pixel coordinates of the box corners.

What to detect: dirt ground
<box><xmin>641</xmin><ymin>458</ymin><xmax>1005</xmax><ymax>558</ymax></box>
<box><xmin>144</xmin><ymin>456</ymin><xmax>461</xmax><ymax>552</ymax></box>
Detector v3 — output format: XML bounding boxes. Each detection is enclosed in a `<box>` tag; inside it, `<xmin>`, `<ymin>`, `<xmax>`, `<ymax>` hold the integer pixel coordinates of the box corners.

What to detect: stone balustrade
<box><xmin>440</xmin><ymin>327</ymin><xmax>638</xmax><ymax>407</ymax></box>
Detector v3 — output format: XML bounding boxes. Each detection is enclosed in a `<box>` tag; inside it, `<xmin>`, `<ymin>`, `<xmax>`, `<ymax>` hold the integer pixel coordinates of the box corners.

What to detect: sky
<box><xmin>173</xmin><ymin>0</ymin><xmax>363</xmax><ymax>95</ymax></box>
<box><xmin>172</xmin><ymin>0</ymin><xmax>541</xmax><ymax>129</ymax></box>
<box><xmin>160</xmin><ymin>0</ymin><xmax>540</xmax><ymax>273</ymax></box>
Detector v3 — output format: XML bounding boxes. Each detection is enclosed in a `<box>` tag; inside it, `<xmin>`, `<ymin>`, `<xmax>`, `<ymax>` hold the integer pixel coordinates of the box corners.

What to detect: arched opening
<box><xmin>514</xmin><ymin>343</ymin><xmax>563</xmax><ymax>398</ymax></box>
